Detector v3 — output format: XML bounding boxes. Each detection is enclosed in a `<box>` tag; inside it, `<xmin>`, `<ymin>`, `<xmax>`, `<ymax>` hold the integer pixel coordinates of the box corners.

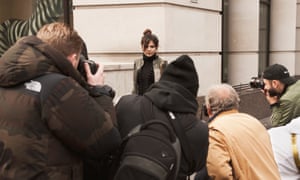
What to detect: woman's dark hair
<box><xmin>141</xmin><ymin>29</ymin><xmax>159</xmax><ymax>50</ymax></box>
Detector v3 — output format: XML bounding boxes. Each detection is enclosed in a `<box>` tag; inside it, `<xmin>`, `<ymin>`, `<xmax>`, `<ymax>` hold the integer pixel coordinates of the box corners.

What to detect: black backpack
<box><xmin>113</xmin><ymin>119</ymin><xmax>181</xmax><ymax>180</ymax></box>
<box><xmin>112</xmin><ymin>97</ymin><xmax>195</xmax><ymax>180</ymax></box>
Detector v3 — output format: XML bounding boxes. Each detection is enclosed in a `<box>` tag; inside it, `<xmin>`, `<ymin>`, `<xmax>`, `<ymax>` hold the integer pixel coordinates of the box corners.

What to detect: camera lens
<box><xmin>249</xmin><ymin>77</ymin><xmax>264</xmax><ymax>89</ymax></box>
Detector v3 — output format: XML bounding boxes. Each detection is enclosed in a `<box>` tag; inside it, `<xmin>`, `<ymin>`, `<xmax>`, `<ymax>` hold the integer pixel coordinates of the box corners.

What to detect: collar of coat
<box><xmin>208</xmin><ymin>109</ymin><xmax>239</xmax><ymax>124</ymax></box>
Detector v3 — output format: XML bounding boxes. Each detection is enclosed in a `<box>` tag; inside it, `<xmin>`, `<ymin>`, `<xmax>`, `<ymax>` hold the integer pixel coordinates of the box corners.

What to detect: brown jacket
<box><xmin>207</xmin><ymin>110</ymin><xmax>280</xmax><ymax>180</ymax></box>
<box><xmin>0</xmin><ymin>36</ymin><xmax>121</xmax><ymax>179</ymax></box>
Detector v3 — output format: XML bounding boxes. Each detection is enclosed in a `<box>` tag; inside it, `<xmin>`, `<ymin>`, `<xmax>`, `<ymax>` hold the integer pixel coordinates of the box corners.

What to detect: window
<box><xmin>222</xmin><ymin>0</ymin><xmax>229</xmax><ymax>82</ymax></box>
<box><xmin>258</xmin><ymin>0</ymin><xmax>270</xmax><ymax>76</ymax></box>
<box><xmin>0</xmin><ymin>0</ymin><xmax>70</xmax><ymax>57</ymax></box>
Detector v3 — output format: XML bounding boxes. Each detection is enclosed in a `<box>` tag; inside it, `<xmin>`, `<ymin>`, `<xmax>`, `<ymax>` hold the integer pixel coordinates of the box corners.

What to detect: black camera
<box><xmin>77</xmin><ymin>54</ymin><xmax>98</xmax><ymax>80</ymax></box>
<box><xmin>249</xmin><ymin>77</ymin><xmax>265</xmax><ymax>89</ymax></box>
<box><xmin>202</xmin><ymin>104</ymin><xmax>208</xmax><ymax>117</ymax></box>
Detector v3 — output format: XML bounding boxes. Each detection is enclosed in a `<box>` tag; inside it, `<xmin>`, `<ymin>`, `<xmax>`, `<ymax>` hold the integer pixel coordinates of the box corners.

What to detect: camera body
<box><xmin>249</xmin><ymin>77</ymin><xmax>265</xmax><ymax>89</ymax></box>
<box><xmin>202</xmin><ymin>104</ymin><xmax>209</xmax><ymax>117</ymax></box>
<box><xmin>77</xmin><ymin>55</ymin><xmax>98</xmax><ymax>80</ymax></box>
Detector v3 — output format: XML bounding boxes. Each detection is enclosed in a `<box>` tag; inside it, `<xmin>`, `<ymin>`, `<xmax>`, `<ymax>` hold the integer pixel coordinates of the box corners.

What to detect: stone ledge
<box><xmin>102</xmin><ymin>62</ymin><xmax>133</xmax><ymax>71</ymax></box>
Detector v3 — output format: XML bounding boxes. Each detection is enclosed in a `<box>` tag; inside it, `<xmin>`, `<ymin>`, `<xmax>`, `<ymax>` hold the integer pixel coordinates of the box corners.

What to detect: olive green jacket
<box><xmin>271</xmin><ymin>80</ymin><xmax>300</xmax><ymax>127</ymax></box>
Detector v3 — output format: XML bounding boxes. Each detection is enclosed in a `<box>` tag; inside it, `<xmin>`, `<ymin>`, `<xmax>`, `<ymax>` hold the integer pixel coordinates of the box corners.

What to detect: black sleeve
<box><xmin>194</xmin><ymin>166</ymin><xmax>210</xmax><ymax>180</ymax></box>
<box><xmin>115</xmin><ymin>95</ymin><xmax>143</xmax><ymax>138</ymax></box>
<box><xmin>189</xmin><ymin>119</ymin><xmax>209</xmax><ymax>171</ymax></box>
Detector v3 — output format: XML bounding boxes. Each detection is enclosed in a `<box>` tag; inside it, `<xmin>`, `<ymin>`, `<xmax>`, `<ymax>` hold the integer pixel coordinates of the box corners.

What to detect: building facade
<box><xmin>73</xmin><ymin>0</ymin><xmax>222</xmax><ymax>99</ymax></box>
<box><xmin>72</xmin><ymin>0</ymin><xmax>300</xmax><ymax>99</ymax></box>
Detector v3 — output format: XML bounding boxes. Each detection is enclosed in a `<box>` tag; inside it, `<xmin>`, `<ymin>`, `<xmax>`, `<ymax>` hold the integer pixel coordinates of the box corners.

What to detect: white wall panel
<box><xmin>164</xmin><ymin>5</ymin><xmax>221</xmax><ymax>52</ymax></box>
<box><xmin>74</xmin><ymin>5</ymin><xmax>166</xmax><ymax>53</ymax></box>
<box><xmin>73</xmin><ymin>0</ymin><xmax>221</xmax><ymax>11</ymax></box>
<box><xmin>73</xmin><ymin>1</ymin><xmax>222</xmax><ymax>97</ymax></box>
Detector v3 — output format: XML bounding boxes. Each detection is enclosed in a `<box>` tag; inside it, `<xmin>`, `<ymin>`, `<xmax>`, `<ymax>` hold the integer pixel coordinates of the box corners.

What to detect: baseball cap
<box><xmin>263</xmin><ymin>64</ymin><xmax>296</xmax><ymax>85</ymax></box>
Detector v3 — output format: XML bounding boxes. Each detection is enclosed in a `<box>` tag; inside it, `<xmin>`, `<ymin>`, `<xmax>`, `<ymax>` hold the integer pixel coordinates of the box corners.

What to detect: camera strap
<box><xmin>291</xmin><ymin>133</ymin><xmax>300</xmax><ymax>171</ymax></box>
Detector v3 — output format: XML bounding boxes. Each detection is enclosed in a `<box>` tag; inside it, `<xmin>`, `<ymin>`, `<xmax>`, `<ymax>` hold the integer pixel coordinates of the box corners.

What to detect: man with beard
<box><xmin>262</xmin><ymin>64</ymin><xmax>300</xmax><ymax>127</ymax></box>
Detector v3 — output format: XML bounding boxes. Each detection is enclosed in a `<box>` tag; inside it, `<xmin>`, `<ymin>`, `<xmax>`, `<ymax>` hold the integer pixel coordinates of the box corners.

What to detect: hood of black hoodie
<box><xmin>144</xmin><ymin>81</ymin><xmax>199</xmax><ymax>114</ymax></box>
<box><xmin>0</xmin><ymin>36</ymin><xmax>86</xmax><ymax>88</ymax></box>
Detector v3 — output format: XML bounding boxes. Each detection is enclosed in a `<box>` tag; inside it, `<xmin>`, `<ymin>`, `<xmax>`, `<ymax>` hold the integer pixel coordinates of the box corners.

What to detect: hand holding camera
<box><xmin>84</xmin><ymin>61</ymin><xmax>104</xmax><ymax>86</ymax></box>
<box><xmin>249</xmin><ymin>77</ymin><xmax>279</xmax><ymax>105</ymax></box>
<box><xmin>264</xmin><ymin>90</ymin><xmax>279</xmax><ymax>105</ymax></box>
<box><xmin>77</xmin><ymin>55</ymin><xmax>115</xmax><ymax>98</ymax></box>
<box><xmin>77</xmin><ymin>55</ymin><xmax>104</xmax><ymax>86</ymax></box>
<box><xmin>77</xmin><ymin>55</ymin><xmax>98</xmax><ymax>78</ymax></box>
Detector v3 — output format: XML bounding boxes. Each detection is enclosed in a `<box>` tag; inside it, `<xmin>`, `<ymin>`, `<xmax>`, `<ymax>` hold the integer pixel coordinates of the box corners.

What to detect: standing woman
<box><xmin>133</xmin><ymin>29</ymin><xmax>167</xmax><ymax>95</ymax></box>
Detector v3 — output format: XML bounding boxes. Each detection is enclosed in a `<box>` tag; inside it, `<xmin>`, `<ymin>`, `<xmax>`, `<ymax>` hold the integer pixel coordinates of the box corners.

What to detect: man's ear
<box><xmin>206</xmin><ymin>105</ymin><xmax>213</xmax><ymax>118</ymax></box>
<box><xmin>67</xmin><ymin>53</ymin><xmax>79</xmax><ymax>68</ymax></box>
<box><xmin>207</xmin><ymin>106</ymin><xmax>214</xmax><ymax>117</ymax></box>
<box><xmin>272</xmin><ymin>80</ymin><xmax>280</xmax><ymax>88</ymax></box>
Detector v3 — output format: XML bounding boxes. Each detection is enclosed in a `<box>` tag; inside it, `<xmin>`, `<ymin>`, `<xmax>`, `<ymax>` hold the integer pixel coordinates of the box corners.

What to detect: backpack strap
<box><xmin>291</xmin><ymin>133</ymin><xmax>300</xmax><ymax>171</ymax></box>
<box><xmin>141</xmin><ymin>97</ymin><xmax>181</xmax><ymax>179</ymax></box>
<box><xmin>141</xmin><ymin>97</ymin><xmax>155</xmax><ymax>122</ymax></box>
<box><xmin>168</xmin><ymin>111</ymin><xmax>195</xmax><ymax>177</ymax></box>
